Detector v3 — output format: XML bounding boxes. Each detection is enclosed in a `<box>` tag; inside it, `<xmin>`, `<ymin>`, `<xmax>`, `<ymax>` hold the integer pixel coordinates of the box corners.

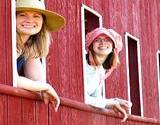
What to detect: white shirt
<box><xmin>84</xmin><ymin>60</ymin><xmax>108</xmax><ymax>108</ymax></box>
<box><xmin>84</xmin><ymin>60</ymin><xmax>132</xmax><ymax>109</ymax></box>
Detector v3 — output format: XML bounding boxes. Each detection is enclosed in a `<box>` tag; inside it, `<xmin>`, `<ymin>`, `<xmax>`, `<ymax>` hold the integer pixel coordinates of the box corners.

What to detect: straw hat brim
<box><xmin>16</xmin><ymin>7</ymin><xmax>65</xmax><ymax>31</ymax></box>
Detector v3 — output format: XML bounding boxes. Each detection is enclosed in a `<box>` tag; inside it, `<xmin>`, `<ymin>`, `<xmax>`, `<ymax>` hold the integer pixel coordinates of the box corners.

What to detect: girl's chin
<box><xmin>19</xmin><ymin>31</ymin><xmax>38</xmax><ymax>36</ymax></box>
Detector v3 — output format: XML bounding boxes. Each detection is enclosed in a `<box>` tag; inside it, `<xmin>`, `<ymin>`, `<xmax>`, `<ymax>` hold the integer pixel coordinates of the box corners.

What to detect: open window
<box><xmin>157</xmin><ymin>50</ymin><xmax>160</xmax><ymax>111</ymax></box>
<box><xmin>81</xmin><ymin>4</ymin><xmax>103</xmax><ymax>102</ymax></box>
<box><xmin>125</xmin><ymin>32</ymin><xmax>143</xmax><ymax>116</ymax></box>
<box><xmin>12</xmin><ymin>0</ymin><xmax>47</xmax><ymax>87</ymax></box>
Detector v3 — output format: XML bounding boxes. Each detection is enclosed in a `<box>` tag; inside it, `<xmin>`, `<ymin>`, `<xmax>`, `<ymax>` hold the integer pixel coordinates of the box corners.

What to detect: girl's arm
<box><xmin>17</xmin><ymin>56</ymin><xmax>48</xmax><ymax>91</ymax></box>
<box><xmin>17</xmin><ymin>56</ymin><xmax>60</xmax><ymax>111</ymax></box>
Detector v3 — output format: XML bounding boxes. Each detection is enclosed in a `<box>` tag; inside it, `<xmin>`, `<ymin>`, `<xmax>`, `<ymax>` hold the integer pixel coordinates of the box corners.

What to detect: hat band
<box><xmin>16</xmin><ymin>0</ymin><xmax>45</xmax><ymax>10</ymax></box>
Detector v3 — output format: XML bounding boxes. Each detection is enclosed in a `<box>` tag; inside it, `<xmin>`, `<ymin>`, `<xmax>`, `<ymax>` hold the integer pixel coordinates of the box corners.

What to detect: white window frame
<box><xmin>125</xmin><ymin>32</ymin><xmax>143</xmax><ymax>116</ymax></box>
<box><xmin>156</xmin><ymin>50</ymin><xmax>160</xmax><ymax>111</ymax></box>
<box><xmin>81</xmin><ymin>4</ymin><xmax>103</xmax><ymax>101</ymax></box>
<box><xmin>12</xmin><ymin>0</ymin><xmax>17</xmax><ymax>87</ymax></box>
<box><xmin>12</xmin><ymin>1</ymin><xmax>47</xmax><ymax>87</ymax></box>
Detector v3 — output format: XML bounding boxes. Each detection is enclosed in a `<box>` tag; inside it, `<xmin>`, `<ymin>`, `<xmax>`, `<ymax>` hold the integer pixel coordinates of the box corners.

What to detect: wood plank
<box><xmin>35</xmin><ymin>102</ymin><xmax>49</xmax><ymax>125</ymax></box>
<box><xmin>22</xmin><ymin>99</ymin><xmax>36</xmax><ymax>125</ymax></box>
<box><xmin>139</xmin><ymin>0</ymin><xmax>159</xmax><ymax>118</ymax></box>
<box><xmin>46</xmin><ymin>0</ymin><xmax>68</xmax><ymax>125</ymax></box>
<box><xmin>5</xmin><ymin>0</ymin><xmax>12</xmax><ymax>86</ymax></box>
<box><xmin>0</xmin><ymin>95</ymin><xmax>7</xmax><ymax>125</ymax></box>
<box><xmin>147</xmin><ymin>0</ymin><xmax>159</xmax><ymax>119</ymax></box>
<box><xmin>0</xmin><ymin>0</ymin><xmax>7</xmax><ymax>84</ymax></box>
<box><xmin>8</xmin><ymin>96</ymin><xmax>22</xmax><ymax>125</ymax></box>
<box><xmin>66</xmin><ymin>0</ymin><xmax>83</xmax><ymax>100</ymax></box>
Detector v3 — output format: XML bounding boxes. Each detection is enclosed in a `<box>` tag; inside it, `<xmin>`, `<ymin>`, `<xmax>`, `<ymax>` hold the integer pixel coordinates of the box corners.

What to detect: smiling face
<box><xmin>92</xmin><ymin>34</ymin><xmax>114</xmax><ymax>57</ymax></box>
<box><xmin>16</xmin><ymin>11</ymin><xmax>43</xmax><ymax>41</ymax></box>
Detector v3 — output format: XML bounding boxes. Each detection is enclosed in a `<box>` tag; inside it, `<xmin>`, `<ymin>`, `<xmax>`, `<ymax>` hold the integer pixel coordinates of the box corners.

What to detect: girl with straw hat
<box><xmin>84</xmin><ymin>27</ymin><xmax>132</xmax><ymax>122</ymax></box>
<box><xmin>16</xmin><ymin>0</ymin><xmax>65</xmax><ymax>111</ymax></box>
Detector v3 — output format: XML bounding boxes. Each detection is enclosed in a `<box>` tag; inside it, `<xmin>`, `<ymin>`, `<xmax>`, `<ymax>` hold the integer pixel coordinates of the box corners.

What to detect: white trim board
<box><xmin>125</xmin><ymin>32</ymin><xmax>143</xmax><ymax>116</ymax></box>
<box><xmin>156</xmin><ymin>50</ymin><xmax>160</xmax><ymax>112</ymax></box>
<box><xmin>81</xmin><ymin>4</ymin><xmax>103</xmax><ymax>101</ymax></box>
<box><xmin>12</xmin><ymin>0</ymin><xmax>17</xmax><ymax>87</ymax></box>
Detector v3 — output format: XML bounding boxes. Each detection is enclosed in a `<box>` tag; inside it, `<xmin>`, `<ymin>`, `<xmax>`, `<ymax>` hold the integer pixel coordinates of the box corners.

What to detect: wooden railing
<box><xmin>0</xmin><ymin>84</ymin><xmax>160</xmax><ymax>124</ymax></box>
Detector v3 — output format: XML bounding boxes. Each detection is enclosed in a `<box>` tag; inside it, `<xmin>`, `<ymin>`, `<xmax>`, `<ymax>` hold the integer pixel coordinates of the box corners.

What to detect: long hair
<box><xmin>16</xmin><ymin>16</ymin><xmax>51</xmax><ymax>60</ymax></box>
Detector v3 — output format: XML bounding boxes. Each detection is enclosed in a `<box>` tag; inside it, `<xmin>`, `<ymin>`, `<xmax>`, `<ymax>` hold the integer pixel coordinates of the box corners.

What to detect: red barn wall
<box><xmin>0</xmin><ymin>0</ymin><xmax>13</xmax><ymax>124</ymax></box>
<box><xmin>0</xmin><ymin>0</ymin><xmax>160</xmax><ymax>125</ymax></box>
<box><xmin>45</xmin><ymin>0</ymin><xmax>160</xmax><ymax>118</ymax></box>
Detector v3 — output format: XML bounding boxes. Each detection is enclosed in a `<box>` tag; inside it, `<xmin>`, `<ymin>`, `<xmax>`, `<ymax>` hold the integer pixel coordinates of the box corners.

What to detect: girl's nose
<box><xmin>26</xmin><ymin>16</ymin><xmax>33</xmax><ymax>22</ymax></box>
<box><xmin>99</xmin><ymin>40</ymin><xmax>107</xmax><ymax>45</ymax></box>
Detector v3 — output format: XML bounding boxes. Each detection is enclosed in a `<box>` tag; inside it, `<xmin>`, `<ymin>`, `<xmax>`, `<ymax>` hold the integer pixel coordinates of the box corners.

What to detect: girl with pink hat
<box><xmin>84</xmin><ymin>27</ymin><xmax>132</xmax><ymax>122</ymax></box>
<box><xmin>16</xmin><ymin>0</ymin><xmax>65</xmax><ymax>111</ymax></box>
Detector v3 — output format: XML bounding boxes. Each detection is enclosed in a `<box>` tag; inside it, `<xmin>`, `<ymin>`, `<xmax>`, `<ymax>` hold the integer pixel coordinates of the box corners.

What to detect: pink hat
<box><xmin>85</xmin><ymin>27</ymin><xmax>123</xmax><ymax>53</ymax></box>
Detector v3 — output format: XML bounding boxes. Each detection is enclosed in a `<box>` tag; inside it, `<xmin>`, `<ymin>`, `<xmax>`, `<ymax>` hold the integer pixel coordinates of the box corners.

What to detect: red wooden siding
<box><xmin>46</xmin><ymin>0</ymin><xmax>84</xmax><ymax>101</ymax></box>
<box><xmin>83</xmin><ymin>0</ymin><xmax>160</xmax><ymax>119</ymax></box>
<box><xmin>1</xmin><ymin>85</ymin><xmax>160</xmax><ymax>125</ymax></box>
<box><xmin>0</xmin><ymin>0</ymin><xmax>160</xmax><ymax>125</ymax></box>
<box><xmin>0</xmin><ymin>0</ymin><xmax>6</xmax><ymax>84</ymax></box>
<box><xmin>0</xmin><ymin>0</ymin><xmax>13</xmax><ymax>125</ymax></box>
<box><xmin>140</xmin><ymin>0</ymin><xmax>159</xmax><ymax>118</ymax></box>
<box><xmin>0</xmin><ymin>0</ymin><xmax>12</xmax><ymax>85</ymax></box>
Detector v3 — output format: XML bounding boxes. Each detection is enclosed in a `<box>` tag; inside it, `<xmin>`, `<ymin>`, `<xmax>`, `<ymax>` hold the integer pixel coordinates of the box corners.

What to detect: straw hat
<box><xmin>85</xmin><ymin>27</ymin><xmax>123</xmax><ymax>53</ymax></box>
<box><xmin>16</xmin><ymin>0</ymin><xmax>65</xmax><ymax>31</ymax></box>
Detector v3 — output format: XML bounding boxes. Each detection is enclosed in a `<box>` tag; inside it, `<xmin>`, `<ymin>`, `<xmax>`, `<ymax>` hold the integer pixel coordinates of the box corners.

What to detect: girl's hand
<box><xmin>42</xmin><ymin>84</ymin><xmax>60</xmax><ymax>112</ymax></box>
<box><xmin>115</xmin><ymin>98</ymin><xmax>132</xmax><ymax>113</ymax></box>
<box><xmin>112</xmin><ymin>98</ymin><xmax>132</xmax><ymax>122</ymax></box>
<box><xmin>112</xmin><ymin>102</ymin><xmax>128</xmax><ymax>122</ymax></box>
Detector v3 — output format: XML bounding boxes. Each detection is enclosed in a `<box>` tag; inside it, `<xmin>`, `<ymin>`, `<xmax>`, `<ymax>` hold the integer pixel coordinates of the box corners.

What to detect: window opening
<box><xmin>125</xmin><ymin>32</ymin><xmax>143</xmax><ymax>116</ymax></box>
<box><xmin>12</xmin><ymin>0</ymin><xmax>47</xmax><ymax>87</ymax></box>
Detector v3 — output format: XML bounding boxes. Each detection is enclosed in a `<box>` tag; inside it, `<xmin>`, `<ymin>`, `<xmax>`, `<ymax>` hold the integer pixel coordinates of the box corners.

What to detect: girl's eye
<box><xmin>94</xmin><ymin>39</ymin><xmax>110</xmax><ymax>43</ymax></box>
<box><xmin>95</xmin><ymin>39</ymin><xmax>101</xmax><ymax>42</ymax></box>
<box><xmin>104</xmin><ymin>39</ymin><xmax>112</xmax><ymax>42</ymax></box>
<box><xmin>18</xmin><ymin>13</ymin><xmax>26</xmax><ymax>17</ymax></box>
<box><xmin>34</xmin><ymin>14</ymin><xmax>42</xmax><ymax>18</ymax></box>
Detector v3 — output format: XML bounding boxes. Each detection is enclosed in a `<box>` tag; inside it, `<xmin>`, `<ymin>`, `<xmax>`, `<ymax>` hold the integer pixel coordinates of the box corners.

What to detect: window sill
<box><xmin>0</xmin><ymin>84</ymin><xmax>159</xmax><ymax>124</ymax></box>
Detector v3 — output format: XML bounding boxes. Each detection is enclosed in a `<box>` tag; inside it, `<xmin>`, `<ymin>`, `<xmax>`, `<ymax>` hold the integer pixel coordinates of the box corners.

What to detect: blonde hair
<box><xmin>16</xmin><ymin>19</ymin><xmax>51</xmax><ymax>60</ymax></box>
